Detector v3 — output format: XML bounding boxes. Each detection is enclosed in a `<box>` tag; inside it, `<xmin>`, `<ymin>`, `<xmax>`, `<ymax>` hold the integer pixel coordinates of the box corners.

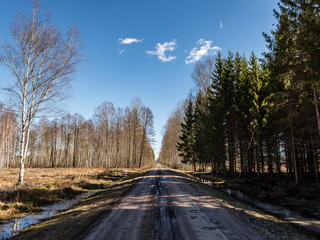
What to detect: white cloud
<box><xmin>220</xmin><ymin>20</ymin><xmax>223</xmax><ymax>29</ymax></box>
<box><xmin>146</xmin><ymin>40</ymin><xmax>177</xmax><ymax>62</ymax></box>
<box><xmin>119</xmin><ymin>49</ymin><xmax>126</xmax><ymax>54</ymax></box>
<box><xmin>185</xmin><ymin>39</ymin><xmax>220</xmax><ymax>64</ymax></box>
<box><xmin>118</xmin><ymin>38</ymin><xmax>144</xmax><ymax>45</ymax></box>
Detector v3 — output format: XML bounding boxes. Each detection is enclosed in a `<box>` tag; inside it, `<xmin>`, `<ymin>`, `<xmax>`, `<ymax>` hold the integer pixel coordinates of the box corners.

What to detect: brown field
<box><xmin>0</xmin><ymin>167</ymin><xmax>142</xmax><ymax>221</ymax></box>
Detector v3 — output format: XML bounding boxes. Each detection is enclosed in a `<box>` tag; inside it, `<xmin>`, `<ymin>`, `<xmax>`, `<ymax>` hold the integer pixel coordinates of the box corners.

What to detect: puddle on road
<box><xmin>193</xmin><ymin>176</ymin><xmax>320</xmax><ymax>234</ymax></box>
<box><xmin>0</xmin><ymin>189</ymin><xmax>101</xmax><ymax>240</ymax></box>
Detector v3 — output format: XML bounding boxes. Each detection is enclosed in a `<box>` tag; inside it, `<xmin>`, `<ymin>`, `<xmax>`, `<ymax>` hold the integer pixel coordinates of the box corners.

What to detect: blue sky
<box><xmin>0</xmin><ymin>0</ymin><xmax>278</xmax><ymax>157</ymax></box>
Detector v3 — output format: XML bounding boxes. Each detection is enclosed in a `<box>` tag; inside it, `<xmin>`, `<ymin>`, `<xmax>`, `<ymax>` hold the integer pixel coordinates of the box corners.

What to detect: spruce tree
<box><xmin>177</xmin><ymin>98</ymin><xmax>197</xmax><ymax>171</ymax></box>
<box><xmin>223</xmin><ymin>52</ymin><xmax>237</xmax><ymax>177</ymax></box>
<box><xmin>263</xmin><ymin>0</ymin><xmax>320</xmax><ymax>183</ymax></box>
<box><xmin>194</xmin><ymin>91</ymin><xmax>208</xmax><ymax>170</ymax></box>
<box><xmin>234</xmin><ymin>52</ymin><xmax>251</xmax><ymax>175</ymax></box>
<box><xmin>207</xmin><ymin>52</ymin><xmax>227</xmax><ymax>175</ymax></box>
<box><xmin>247</xmin><ymin>52</ymin><xmax>269</xmax><ymax>176</ymax></box>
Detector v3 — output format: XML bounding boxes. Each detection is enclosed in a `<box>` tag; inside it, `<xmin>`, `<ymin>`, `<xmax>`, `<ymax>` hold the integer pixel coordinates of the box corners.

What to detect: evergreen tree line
<box><xmin>0</xmin><ymin>98</ymin><xmax>155</xmax><ymax>169</ymax></box>
<box><xmin>159</xmin><ymin>0</ymin><xmax>320</xmax><ymax>184</ymax></box>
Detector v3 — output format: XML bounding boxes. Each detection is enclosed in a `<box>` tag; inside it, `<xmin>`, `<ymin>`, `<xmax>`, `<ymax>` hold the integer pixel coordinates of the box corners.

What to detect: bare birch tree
<box><xmin>93</xmin><ymin>102</ymin><xmax>115</xmax><ymax>167</ymax></box>
<box><xmin>0</xmin><ymin>1</ymin><xmax>82</xmax><ymax>185</ymax></box>
<box><xmin>191</xmin><ymin>56</ymin><xmax>214</xmax><ymax>97</ymax></box>
<box><xmin>130</xmin><ymin>98</ymin><xmax>143</xmax><ymax>167</ymax></box>
<box><xmin>138</xmin><ymin>107</ymin><xmax>154</xmax><ymax>167</ymax></box>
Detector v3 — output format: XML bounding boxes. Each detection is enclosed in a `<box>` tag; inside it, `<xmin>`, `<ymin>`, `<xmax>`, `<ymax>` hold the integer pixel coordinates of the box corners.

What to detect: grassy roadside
<box><xmin>10</xmin><ymin>167</ymin><xmax>151</xmax><ymax>240</ymax></box>
<box><xmin>192</xmin><ymin>172</ymin><xmax>320</xmax><ymax>219</ymax></box>
<box><xmin>170</xmin><ymin>168</ymin><xmax>319</xmax><ymax>240</ymax></box>
<box><xmin>0</xmin><ymin>167</ymin><xmax>149</xmax><ymax>222</ymax></box>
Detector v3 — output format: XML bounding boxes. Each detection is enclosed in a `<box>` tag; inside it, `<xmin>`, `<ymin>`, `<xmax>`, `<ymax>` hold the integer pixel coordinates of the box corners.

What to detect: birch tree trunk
<box><xmin>0</xmin><ymin>1</ymin><xmax>82</xmax><ymax>185</ymax></box>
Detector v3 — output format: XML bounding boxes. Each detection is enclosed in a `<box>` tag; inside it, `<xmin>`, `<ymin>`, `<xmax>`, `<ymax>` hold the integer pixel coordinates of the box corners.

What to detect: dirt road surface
<box><xmin>84</xmin><ymin>164</ymin><xmax>262</xmax><ymax>240</ymax></box>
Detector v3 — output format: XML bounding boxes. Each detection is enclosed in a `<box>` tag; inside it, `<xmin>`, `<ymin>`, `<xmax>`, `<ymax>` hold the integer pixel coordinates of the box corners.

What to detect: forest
<box><xmin>0</xmin><ymin>98</ymin><xmax>155</xmax><ymax>169</ymax></box>
<box><xmin>0</xmin><ymin>1</ymin><xmax>155</xmax><ymax>186</ymax></box>
<box><xmin>159</xmin><ymin>0</ymin><xmax>320</xmax><ymax>184</ymax></box>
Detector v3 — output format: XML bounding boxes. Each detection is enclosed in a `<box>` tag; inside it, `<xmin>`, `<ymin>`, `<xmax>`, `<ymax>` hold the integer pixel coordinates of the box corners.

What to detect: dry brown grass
<box><xmin>0</xmin><ymin>167</ymin><xmax>136</xmax><ymax>188</ymax></box>
<box><xmin>11</xmin><ymin>169</ymin><xmax>149</xmax><ymax>240</ymax></box>
<box><xmin>0</xmin><ymin>167</ymin><xmax>140</xmax><ymax>221</ymax></box>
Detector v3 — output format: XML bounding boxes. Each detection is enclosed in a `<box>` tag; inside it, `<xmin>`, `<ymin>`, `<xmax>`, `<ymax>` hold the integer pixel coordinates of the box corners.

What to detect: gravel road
<box><xmin>84</xmin><ymin>164</ymin><xmax>263</xmax><ymax>240</ymax></box>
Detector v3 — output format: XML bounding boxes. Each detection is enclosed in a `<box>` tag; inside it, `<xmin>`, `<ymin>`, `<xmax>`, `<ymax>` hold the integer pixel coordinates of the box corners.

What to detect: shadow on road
<box><xmin>8</xmin><ymin>167</ymin><xmax>319</xmax><ymax>240</ymax></box>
